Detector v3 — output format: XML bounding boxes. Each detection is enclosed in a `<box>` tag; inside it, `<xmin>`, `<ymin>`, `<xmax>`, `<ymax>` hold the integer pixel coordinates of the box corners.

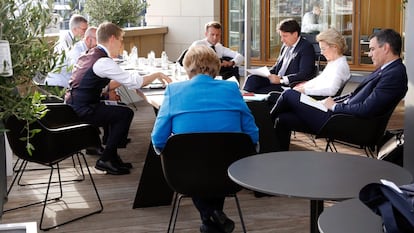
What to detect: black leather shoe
<box><xmin>114</xmin><ymin>155</ymin><xmax>133</xmax><ymax>169</ymax></box>
<box><xmin>86</xmin><ymin>146</ymin><xmax>104</xmax><ymax>156</ymax></box>
<box><xmin>211</xmin><ymin>210</ymin><xmax>235</xmax><ymax>233</ymax></box>
<box><xmin>95</xmin><ymin>159</ymin><xmax>130</xmax><ymax>175</ymax></box>
<box><xmin>200</xmin><ymin>219</ymin><xmax>222</xmax><ymax>233</ymax></box>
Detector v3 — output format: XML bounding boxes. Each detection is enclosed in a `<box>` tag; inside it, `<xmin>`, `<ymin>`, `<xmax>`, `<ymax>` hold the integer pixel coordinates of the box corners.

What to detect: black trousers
<box><xmin>192</xmin><ymin>196</ymin><xmax>225</xmax><ymax>221</ymax></box>
<box><xmin>81</xmin><ymin>102</ymin><xmax>134</xmax><ymax>160</ymax></box>
<box><xmin>243</xmin><ymin>75</ymin><xmax>285</xmax><ymax>94</ymax></box>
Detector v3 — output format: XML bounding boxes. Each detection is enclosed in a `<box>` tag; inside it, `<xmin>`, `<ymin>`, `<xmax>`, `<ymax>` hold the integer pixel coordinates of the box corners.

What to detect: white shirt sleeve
<box><xmin>93</xmin><ymin>57</ymin><xmax>144</xmax><ymax>89</ymax></box>
<box><xmin>191</xmin><ymin>39</ymin><xmax>244</xmax><ymax>66</ymax></box>
<box><xmin>215</xmin><ymin>43</ymin><xmax>244</xmax><ymax>66</ymax></box>
<box><xmin>304</xmin><ymin>56</ymin><xmax>350</xmax><ymax>96</ymax></box>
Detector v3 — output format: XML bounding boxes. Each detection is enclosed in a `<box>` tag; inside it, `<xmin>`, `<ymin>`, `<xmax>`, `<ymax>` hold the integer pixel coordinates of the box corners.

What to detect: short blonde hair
<box><xmin>96</xmin><ymin>22</ymin><xmax>124</xmax><ymax>44</ymax></box>
<box><xmin>183</xmin><ymin>45</ymin><xmax>220</xmax><ymax>78</ymax></box>
<box><xmin>316</xmin><ymin>28</ymin><xmax>347</xmax><ymax>54</ymax></box>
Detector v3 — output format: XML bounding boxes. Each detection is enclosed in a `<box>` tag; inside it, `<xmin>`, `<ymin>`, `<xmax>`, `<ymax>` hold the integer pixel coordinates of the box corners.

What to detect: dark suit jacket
<box><xmin>269</xmin><ymin>36</ymin><xmax>316</xmax><ymax>84</ymax></box>
<box><xmin>243</xmin><ymin>36</ymin><xmax>316</xmax><ymax>94</ymax></box>
<box><xmin>334</xmin><ymin>58</ymin><xmax>407</xmax><ymax>118</ymax></box>
<box><xmin>271</xmin><ymin>58</ymin><xmax>408</xmax><ymax>136</ymax></box>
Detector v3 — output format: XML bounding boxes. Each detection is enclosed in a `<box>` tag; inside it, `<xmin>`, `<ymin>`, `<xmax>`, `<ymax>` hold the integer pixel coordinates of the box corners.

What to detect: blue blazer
<box><xmin>270</xmin><ymin>36</ymin><xmax>316</xmax><ymax>84</ymax></box>
<box><xmin>151</xmin><ymin>74</ymin><xmax>259</xmax><ymax>150</ymax></box>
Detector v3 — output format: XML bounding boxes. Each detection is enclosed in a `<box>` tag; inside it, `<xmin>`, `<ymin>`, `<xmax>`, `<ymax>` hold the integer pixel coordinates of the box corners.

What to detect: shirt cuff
<box><xmin>281</xmin><ymin>76</ymin><xmax>289</xmax><ymax>85</ymax></box>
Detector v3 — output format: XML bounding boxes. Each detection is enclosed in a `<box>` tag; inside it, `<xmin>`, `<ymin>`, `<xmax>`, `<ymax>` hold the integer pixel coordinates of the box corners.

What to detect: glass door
<box><xmin>223</xmin><ymin>0</ymin><xmax>402</xmax><ymax>71</ymax></box>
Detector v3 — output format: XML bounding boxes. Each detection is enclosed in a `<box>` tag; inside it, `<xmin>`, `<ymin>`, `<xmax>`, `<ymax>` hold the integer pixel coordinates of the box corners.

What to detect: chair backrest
<box><xmin>160</xmin><ymin>132</ymin><xmax>257</xmax><ymax>197</ymax></box>
<box><xmin>308</xmin><ymin>74</ymin><xmax>351</xmax><ymax>101</ymax></box>
<box><xmin>334</xmin><ymin>74</ymin><xmax>352</xmax><ymax>97</ymax></box>
<box><xmin>4</xmin><ymin>105</ymin><xmax>101</xmax><ymax>165</ymax></box>
<box><xmin>302</xmin><ymin>33</ymin><xmax>327</xmax><ymax>73</ymax></box>
<box><xmin>176</xmin><ymin>48</ymin><xmax>188</xmax><ymax>66</ymax></box>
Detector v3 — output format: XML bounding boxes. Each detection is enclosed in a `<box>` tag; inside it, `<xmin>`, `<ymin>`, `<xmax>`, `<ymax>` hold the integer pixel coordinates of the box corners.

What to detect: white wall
<box><xmin>145</xmin><ymin>0</ymin><xmax>220</xmax><ymax>61</ymax></box>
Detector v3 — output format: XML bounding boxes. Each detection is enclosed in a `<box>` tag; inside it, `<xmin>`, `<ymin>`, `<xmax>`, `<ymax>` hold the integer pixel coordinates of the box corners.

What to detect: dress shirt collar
<box><xmin>381</xmin><ymin>58</ymin><xmax>398</xmax><ymax>71</ymax></box>
<box><xmin>68</xmin><ymin>30</ymin><xmax>74</xmax><ymax>43</ymax></box>
<box><xmin>96</xmin><ymin>44</ymin><xmax>110</xmax><ymax>56</ymax></box>
<box><xmin>290</xmin><ymin>36</ymin><xmax>301</xmax><ymax>50</ymax></box>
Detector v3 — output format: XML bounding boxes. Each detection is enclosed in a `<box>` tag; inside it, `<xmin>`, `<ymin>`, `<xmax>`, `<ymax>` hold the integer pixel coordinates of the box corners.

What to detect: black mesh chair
<box><xmin>159</xmin><ymin>132</ymin><xmax>257</xmax><ymax>233</ymax></box>
<box><xmin>4</xmin><ymin>103</ymin><xmax>103</xmax><ymax>231</ymax></box>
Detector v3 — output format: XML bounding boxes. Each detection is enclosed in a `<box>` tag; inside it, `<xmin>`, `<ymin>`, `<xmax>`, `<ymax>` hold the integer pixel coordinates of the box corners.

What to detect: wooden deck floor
<box><xmin>0</xmin><ymin>97</ymin><xmax>404</xmax><ymax>232</ymax></box>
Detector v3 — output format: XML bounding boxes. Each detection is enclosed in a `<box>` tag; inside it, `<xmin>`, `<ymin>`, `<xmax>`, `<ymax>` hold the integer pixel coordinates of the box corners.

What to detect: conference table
<box><xmin>227</xmin><ymin>151</ymin><xmax>412</xmax><ymax>233</ymax></box>
<box><xmin>318</xmin><ymin>198</ymin><xmax>384</xmax><ymax>233</ymax></box>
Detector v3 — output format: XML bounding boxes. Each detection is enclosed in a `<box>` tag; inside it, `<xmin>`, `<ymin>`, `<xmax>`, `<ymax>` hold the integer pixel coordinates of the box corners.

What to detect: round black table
<box><xmin>227</xmin><ymin>151</ymin><xmax>412</xmax><ymax>233</ymax></box>
<box><xmin>318</xmin><ymin>198</ymin><xmax>384</xmax><ymax>233</ymax></box>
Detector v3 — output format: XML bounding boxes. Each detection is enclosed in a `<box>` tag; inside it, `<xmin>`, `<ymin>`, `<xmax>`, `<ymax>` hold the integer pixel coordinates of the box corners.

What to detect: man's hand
<box><xmin>268</xmin><ymin>74</ymin><xmax>282</xmax><ymax>84</ymax></box>
<box><xmin>221</xmin><ymin>60</ymin><xmax>235</xmax><ymax>67</ymax></box>
<box><xmin>157</xmin><ymin>72</ymin><xmax>173</xmax><ymax>85</ymax></box>
<box><xmin>293</xmin><ymin>82</ymin><xmax>306</xmax><ymax>93</ymax></box>
<box><xmin>142</xmin><ymin>72</ymin><xmax>173</xmax><ymax>87</ymax></box>
<box><xmin>322</xmin><ymin>97</ymin><xmax>336</xmax><ymax>110</ymax></box>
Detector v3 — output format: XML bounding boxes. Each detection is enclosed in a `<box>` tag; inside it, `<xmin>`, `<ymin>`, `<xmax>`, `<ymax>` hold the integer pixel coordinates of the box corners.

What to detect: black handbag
<box><xmin>359</xmin><ymin>182</ymin><xmax>414</xmax><ymax>233</ymax></box>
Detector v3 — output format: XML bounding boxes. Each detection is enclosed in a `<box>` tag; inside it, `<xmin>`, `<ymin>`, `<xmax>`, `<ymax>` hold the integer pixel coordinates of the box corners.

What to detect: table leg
<box><xmin>310</xmin><ymin>200</ymin><xmax>324</xmax><ymax>233</ymax></box>
<box><xmin>132</xmin><ymin>142</ymin><xmax>174</xmax><ymax>208</ymax></box>
<box><xmin>246</xmin><ymin>101</ymin><xmax>279</xmax><ymax>153</ymax></box>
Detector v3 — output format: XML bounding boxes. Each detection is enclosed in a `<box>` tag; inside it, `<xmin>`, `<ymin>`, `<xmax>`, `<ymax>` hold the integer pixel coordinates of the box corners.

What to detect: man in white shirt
<box><xmin>301</xmin><ymin>3</ymin><xmax>325</xmax><ymax>34</ymax></box>
<box><xmin>65</xmin><ymin>22</ymin><xmax>172</xmax><ymax>175</ymax></box>
<box><xmin>190</xmin><ymin>21</ymin><xmax>244</xmax><ymax>82</ymax></box>
<box><xmin>68</xmin><ymin>27</ymin><xmax>97</xmax><ymax>68</ymax></box>
<box><xmin>44</xmin><ymin>14</ymin><xmax>88</xmax><ymax>89</ymax></box>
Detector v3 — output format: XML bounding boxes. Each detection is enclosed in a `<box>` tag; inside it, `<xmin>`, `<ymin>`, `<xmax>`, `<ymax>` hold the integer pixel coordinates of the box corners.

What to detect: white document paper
<box><xmin>226</xmin><ymin>76</ymin><xmax>239</xmax><ymax>87</ymax></box>
<box><xmin>242</xmin><ymin>94</ymin><xmax>269</xmax><ymax>101</ymax></box>
<box><xmin>246</xmin><ymin>66</ymin><xmax>270</xmax><ymax>77</ymax></box>
<box><xmin>299</xmin><ymin>94</ymin><xmax>328</xmax><ymax>112</ymax></box>
<box><xmin>381</xmin><ymin>179</ymin><xmax>403</xmax><ymax>193</ymax></box>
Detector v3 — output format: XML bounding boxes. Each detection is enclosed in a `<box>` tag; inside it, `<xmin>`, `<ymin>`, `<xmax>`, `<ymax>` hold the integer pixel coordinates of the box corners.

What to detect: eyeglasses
<box><xmin>320</xmin><ymin>44</ymin><xmax>336</xmax><ymax>52</ymax></box>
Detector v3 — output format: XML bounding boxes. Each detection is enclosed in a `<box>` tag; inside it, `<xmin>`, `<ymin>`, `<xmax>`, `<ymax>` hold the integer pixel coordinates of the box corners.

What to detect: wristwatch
<box><xmin>280</xmin><ymin>77</ymin><xmax>284</xmax><ymax>84</ymax></box>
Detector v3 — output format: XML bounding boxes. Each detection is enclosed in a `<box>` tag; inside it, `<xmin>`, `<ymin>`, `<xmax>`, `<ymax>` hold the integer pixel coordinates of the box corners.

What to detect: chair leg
<box><xmin>364</xmin><ymin>146</ymin><xmax>377</xmax><ymax>158</ymax></box>
<box><xmin>167</xmin><ymin>192</ymin><xmax>178</xmax><ymax>233</ymax></box>
<box><xmin>39</xmin><ymin>153</ymin><xmax>103</xmax><ymax>231</ymax></box>
<box><xmin>15</xmin><ymin>153</ymin><xmax>85</xmax><ymax>187</ymax></box>
<box><xmin>233</xmin><ymin>194</ymin><xmax>247</xmax><ymax>233</ymax></box>
<box><xmin>5</xmin><ymin>162</ymin><xmax>62</xmax><ymax>213</ymax></box>
<box><xmin>325</xmin><ymin>139</ymin><xmax>337</xmax><ymax>153</ymax></box>
<box><xmin>167</xmin><ymin>193</ymin><xmax>185</xmax><ymax>233</ymax></box>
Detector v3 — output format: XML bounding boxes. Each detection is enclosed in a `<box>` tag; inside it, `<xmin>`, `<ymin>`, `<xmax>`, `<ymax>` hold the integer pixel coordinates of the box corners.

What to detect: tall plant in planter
<box><xmin>84</xmin><ymin>0</ymin><xmax>148</xmax><ymax>27</ymax></box>
<box><xmin>0</xmin><ymin>0</ymin><xmax>58</xmax><ymax>153</ymax></box>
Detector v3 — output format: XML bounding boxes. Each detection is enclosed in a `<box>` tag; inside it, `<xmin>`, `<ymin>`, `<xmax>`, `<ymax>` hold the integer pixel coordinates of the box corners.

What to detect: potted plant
<box><xmin>0</xmin><ymin>0</ymin><xmax>58</xmax><ymax>153</ymax></box>
<box><xmin>83</xmin><ymin>0</ymin><xmax>148</xmax><ymax>27</ymax></box>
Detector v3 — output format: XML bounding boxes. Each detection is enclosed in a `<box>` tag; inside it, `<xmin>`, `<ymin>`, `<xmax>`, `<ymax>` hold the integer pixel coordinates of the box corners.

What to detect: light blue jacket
<box><xmin>151</xmin><ymin>74</ymin><xmax>259</xmax><ymax>151</ymax></box>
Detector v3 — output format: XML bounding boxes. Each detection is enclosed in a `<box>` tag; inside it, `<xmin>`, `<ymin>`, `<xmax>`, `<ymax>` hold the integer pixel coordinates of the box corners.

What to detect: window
<box><xmin>223</xmin><ymin>0</ymin><xmax>403</xmax><ymax>71</ymax></box>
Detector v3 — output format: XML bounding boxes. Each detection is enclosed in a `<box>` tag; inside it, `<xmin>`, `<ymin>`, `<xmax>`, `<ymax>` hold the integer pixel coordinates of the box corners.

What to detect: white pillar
<box><xmin>403</xmin><ymin>2</ymin><xmax>414</xmax><ymax>175</ymax></box>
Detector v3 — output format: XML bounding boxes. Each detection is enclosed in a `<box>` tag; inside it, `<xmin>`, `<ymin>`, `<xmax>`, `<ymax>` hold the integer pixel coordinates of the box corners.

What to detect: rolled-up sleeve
<box><xmin>93</xmin><ymin>57</ymin><xmax>143</xmax><ymax>89</ymax></box>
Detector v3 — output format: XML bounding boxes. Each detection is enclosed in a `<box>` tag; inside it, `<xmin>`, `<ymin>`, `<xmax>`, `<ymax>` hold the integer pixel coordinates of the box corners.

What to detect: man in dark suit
<box><xmin>243</xmin><ymin>18</ymin><xmax>316</xmax><ymax>94</ymax></box>
<box><xmin>270</xmin><ymin>28</ymin><xmax>408</xmax><ymax>151</ymax></box>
